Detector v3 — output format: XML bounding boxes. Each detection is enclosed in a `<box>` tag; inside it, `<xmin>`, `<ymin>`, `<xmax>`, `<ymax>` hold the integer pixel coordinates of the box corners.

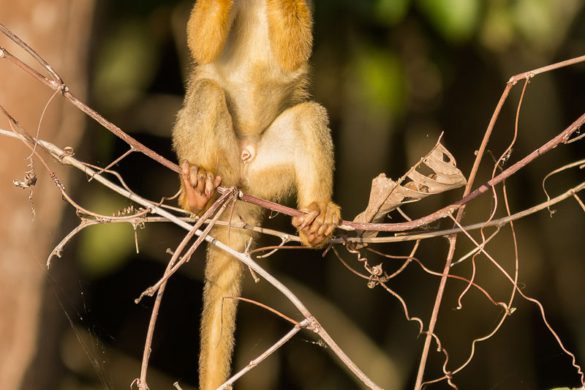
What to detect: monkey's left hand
<box><xmin>292</xmin><ymin>202</ymin><xmax>341</xmax><ymax>247</ymax></box>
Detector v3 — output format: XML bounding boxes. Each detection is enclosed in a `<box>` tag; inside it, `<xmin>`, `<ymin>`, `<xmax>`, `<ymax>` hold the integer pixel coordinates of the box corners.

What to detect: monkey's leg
<box><xmin>245</xmin><ymin>102</ymin><xmax>341</xmax><ymax>247</ymax></box>
<box><xmin>187</xmin><ymin>0</ymin><xmax>235</xmax><ymax>64</ymax></box>
<box><xmin>266</xmin><ymin>0</ymin><xmax>313</xmax><ymax>71</ymax></box>
<box><xmin>199</xmin><ymin>203</ymin><xmax>261</xmax><ymax>390</ymax></box>
<box><xmin>172</xmin><ymin>78</ymin><xmax>241</xmax><ymax>213</ymax></box>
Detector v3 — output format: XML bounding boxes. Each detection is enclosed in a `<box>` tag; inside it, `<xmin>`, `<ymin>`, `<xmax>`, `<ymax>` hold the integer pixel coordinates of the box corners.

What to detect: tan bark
<box><xmin>0</xmin><ymin>1</ymin><xmax>94</xmax><ymax>388</ymax></box>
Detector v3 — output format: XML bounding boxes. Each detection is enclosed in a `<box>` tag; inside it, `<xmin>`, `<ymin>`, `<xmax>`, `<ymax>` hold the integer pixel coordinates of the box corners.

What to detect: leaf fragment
<box><xmin>353</xmin><ymin>142</ymin><xmax>466</xmax><ymax>238</ymax></box>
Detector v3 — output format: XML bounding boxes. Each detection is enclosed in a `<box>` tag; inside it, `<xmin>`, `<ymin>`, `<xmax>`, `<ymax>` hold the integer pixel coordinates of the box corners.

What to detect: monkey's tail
<box><xmin>198</xmin><ymin>209</ymin><xmax>257</xmax><ymax>390</ymax></box>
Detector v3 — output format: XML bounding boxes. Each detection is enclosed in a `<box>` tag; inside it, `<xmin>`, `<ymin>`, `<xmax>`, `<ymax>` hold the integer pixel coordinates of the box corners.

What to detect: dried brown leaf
<box><xmin>353</xmin><ymin>142</ymin><xmax>466</xmax><ymax>238</ymax></box>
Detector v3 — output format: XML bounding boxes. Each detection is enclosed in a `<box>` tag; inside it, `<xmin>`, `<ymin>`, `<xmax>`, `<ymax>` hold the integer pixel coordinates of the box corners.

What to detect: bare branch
<box><xmin>218</xmin><ymin>320</ymin><xmax>309</xmax><ymax>390</ymax></box>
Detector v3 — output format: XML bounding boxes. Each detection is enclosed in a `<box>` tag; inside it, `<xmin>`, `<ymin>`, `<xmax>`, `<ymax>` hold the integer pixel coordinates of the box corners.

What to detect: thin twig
<box><xmin>225</xmin><ymin>296</ymin><xmax>299</xmax><ymax>326</ymax></box>
<box><xmin>542</xmin><ymin>159</ymin><xmax>585</xmax><ymax>203</ymax></box>
<box><xmin>365</xmin><ymin>247</ymin><xmax>506</xmax><ymax>308</ymax></box>
<box><xmin>136</xmin><ymin>190</ymin><xmax>237</xmax><ymax>303</ymax></box>
<box><xmin>218</xmin><ymin>320</ymin><xmax>309</xmax><ymax>390</ymax></box>
<box><xmin>47</xmin><ymin>219</ymin><xmax>96</xmax><ymax>267</ymax></box>
<box><xmin>448</xmin><ymin>214</ymin><xmax>585</xmax><ymax>386</ymax></box>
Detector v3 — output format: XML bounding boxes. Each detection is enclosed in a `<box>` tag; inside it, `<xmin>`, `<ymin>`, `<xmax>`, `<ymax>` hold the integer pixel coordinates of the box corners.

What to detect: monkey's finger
<box><xmin>324</xmin><ymin>204</ymin><xmax>341</xmax><ymax>227</ymax></box>
<box><xmin>196</xmin><ymin>172</ymin><xmax>206</xmax><ymax>193</ymax></box>
<box><xmin>309</xmin><ymin>217</ymin><xmax>322</xmax><ymax>234</ymax></box>
<box><xmin>327</xmin><ymin>209</ymin><xmax>341</xmax><ymax>227</ymax></box>
<box><xmin>181</xmin><ymin>162</ymin><xmax>194</xmax><ymax>188</ymax></box>
<box><xmin>292</xmin><ymin>212</ymin><xmax>309</xmax><ymax>228</ymax></box>
<box><xmin>180</xmin><ymin>163</ymin><xmax>190</xmax><ymax>188</ymax></box>
<box><xmin>214</xmin><ymin>175</ymin><xmax>222</xmax><ymax>188</ymax></box>
<box><xmin>181</xmin><ymin>161</ymin><xmax>190</xmax><ymax>177</ymax></box>
<box><xmin>310</xmin><ymin>233</ymin><xmax>326</xmax><ymax>247</ymax></box>
<box><xmin>291</xmin><ymin>216</ymin><xmax>303</xmax><ymax>229</ymax></box>
<box><xmin>323</xmin><ymin>223</ymin><xmax>336</xmax><ymax>237</ymax></box>
<box><xmin>316</xmin><ymin>222</ymin><xmax>329</xmax><ymax>237</ymax></box>
<box><xmin>189</xmin><ymin>166</ymin><xmax>200</xmax><ymax>188</ymax></box>
<box><xmin>316</xmin><ymin>218</ymin><xmax>337</xmax><ymax>241</ymax></box>
<box><xmin>315</xmin><ymin>204</ymin><xmax>340</xmax><ymax>238</ymax></box>
<box><xmin>300</xmin><ymin>210</ymin><xmax>319</xmax><ymax>230</ymax></box>
<box><xmin>204</xmin><ymin>172</ymin><xmax>216</xmax><ymax>197</ymax></box>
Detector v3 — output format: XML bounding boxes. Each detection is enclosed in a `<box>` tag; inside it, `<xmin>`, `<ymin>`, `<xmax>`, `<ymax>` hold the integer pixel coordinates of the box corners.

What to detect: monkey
<box><xmin>172</xmin><ymin>0</ymin><xmax>341</xmax><ymax>388</ymax></box>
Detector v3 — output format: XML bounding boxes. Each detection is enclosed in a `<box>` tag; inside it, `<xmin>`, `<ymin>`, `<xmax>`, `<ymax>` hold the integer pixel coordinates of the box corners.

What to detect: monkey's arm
<box><xmin>266</xmin><ymin>0</ymin><xmax>313</xmax><ymax>71</ymax></box>
<box><xmin>187</xmin><ymin>0</ymin><xmax>234</xmax><ymax>64</ymax></box>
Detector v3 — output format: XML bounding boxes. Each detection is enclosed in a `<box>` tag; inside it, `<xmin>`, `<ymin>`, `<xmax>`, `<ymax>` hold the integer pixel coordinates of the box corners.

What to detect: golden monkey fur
<box><xmin>172</xmin><ymin>0</ymin><xmax>340</xmax><ymax>388</ymax></box>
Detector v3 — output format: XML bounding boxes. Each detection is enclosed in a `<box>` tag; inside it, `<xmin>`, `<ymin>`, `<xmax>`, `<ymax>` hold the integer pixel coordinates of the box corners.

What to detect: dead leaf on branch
<box><xmin>13</xmin><ymin>171</ymin><xmax>37</xmax><ymax>189</ymax></box>
<box><xmin>353</xmin><ymin>142</ymin><xmax>467</xmax><ymax>238</ymax></box>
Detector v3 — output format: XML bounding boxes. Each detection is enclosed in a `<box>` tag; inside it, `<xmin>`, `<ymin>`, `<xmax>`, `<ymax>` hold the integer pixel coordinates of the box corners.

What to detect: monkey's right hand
<box><xmin>179</xmin><ymin>161</ymin><xmax>222</xmax><ymax>213</ymax></box>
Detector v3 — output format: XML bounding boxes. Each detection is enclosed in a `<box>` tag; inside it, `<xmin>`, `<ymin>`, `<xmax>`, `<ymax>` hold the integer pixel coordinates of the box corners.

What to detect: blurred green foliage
<box><xmin>418</xmin><ymin>0</ymin><xmax>481</xmax><ymax>42</ymax></box>
<box><xmin>354</xmin><ymin>48</ymin><xmax>405</xmax><ymax>116</ymax></box>
<box><xmin>78</xmin><ymin>192</ymin><xmax>137</xmax><ymax>277</ymax></box>
<box><xmin>374</xmin><ymin>0</ymin><xmax>411</xmax><ymax>25</ymax></box>
<box><xmin>93</xmin><ymin>20</ymin><xmax>160</xmax><ymax>112</ymax></box>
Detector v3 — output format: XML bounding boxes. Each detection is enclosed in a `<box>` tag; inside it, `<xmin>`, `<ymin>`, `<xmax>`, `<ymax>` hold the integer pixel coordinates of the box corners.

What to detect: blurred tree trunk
<box><xmin>0</xmin><ymin>1</ymin><xmax>94</xmax><ymax>388</ymax></box>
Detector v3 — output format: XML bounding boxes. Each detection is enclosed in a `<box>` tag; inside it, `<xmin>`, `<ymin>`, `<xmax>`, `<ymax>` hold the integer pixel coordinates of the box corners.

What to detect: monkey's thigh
<box><xmin>174</xmin><ymin>78</ymin><xmax>241</xmax><ymax>186</ymax></box>
<box><xmin>244</xmin><ymin>102</ymin><xmax>331</xmax><ymax>202</ymax></box>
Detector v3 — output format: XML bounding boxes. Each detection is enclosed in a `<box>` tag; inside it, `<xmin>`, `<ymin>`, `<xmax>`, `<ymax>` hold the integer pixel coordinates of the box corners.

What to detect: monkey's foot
<box><xmin>179</xmin><ymin>161</ymin><xmax>222</xmax><ymax>213</ymax></box>
<box><xmin>292</xmin><ymin>202</ymin><xmax>341</xmax><ymax>247</ymax></box>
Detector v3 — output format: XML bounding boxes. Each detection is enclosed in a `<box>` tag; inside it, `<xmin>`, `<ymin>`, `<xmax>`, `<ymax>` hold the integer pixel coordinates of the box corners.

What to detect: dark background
<box><xmin>20</xmin><ymin>0</ymin><xmax>585</xmax><ymax>389</ymax></box>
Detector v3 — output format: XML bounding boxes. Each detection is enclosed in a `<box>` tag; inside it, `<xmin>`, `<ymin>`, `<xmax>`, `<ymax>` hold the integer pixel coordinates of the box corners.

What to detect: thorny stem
<box><xmin>47</xmin><ymin>219</ymin><xmax>96</xmax><ymax>267</ymax></box>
